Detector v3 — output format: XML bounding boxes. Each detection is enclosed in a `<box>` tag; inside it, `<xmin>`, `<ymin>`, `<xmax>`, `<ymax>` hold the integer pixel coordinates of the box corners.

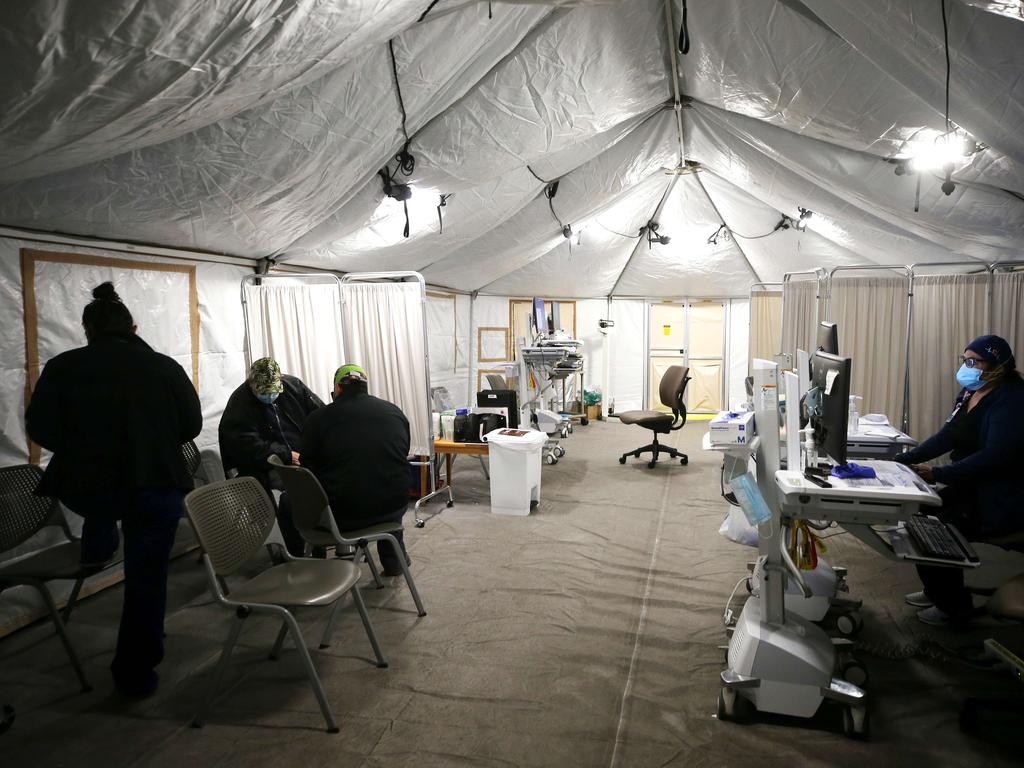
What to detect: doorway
<box><xmin>646</xmin><ymin>300</ymin><xmax>726</xmax><ymax>414</ymax></box>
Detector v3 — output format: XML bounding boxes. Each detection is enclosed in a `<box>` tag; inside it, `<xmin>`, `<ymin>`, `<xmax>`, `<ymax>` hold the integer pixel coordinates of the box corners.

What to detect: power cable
<box><xmin>417</xmin><ymin>0</ymin><xmax>442</xmax><ymax>23</ymax></box>
<box><xmin>941</xmin><ymin>0</ymin><xmax>951</xmax><ymax>134</ymax></box>
<box><xmin>677</xmin><ymin>0</ymin><xmax>690</xmax><ymax>54</ymax></box>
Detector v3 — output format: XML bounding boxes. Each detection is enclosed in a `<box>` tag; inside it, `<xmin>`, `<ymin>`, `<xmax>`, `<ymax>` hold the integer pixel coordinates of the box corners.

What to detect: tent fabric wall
<box><xmin>826</xmin><ymin>277</ymin><xmax>909</xmax><ymax>427</ymax></box>
<box><xmin>728</xmin><ymin>299</ymin><xmax>749</xmax><ymax>410</ymax></box>
<box><xmin>608</xmin><ymin>300</ymin><xmax>645</xmax><ymax>413</ymax></box>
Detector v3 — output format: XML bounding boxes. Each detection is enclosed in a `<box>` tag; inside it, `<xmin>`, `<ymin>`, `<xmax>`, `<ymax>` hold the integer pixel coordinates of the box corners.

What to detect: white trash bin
<box><xmin>484</xmin><ymin>428</ymin><xmax>548</xmax><ymax>516</ymax></box>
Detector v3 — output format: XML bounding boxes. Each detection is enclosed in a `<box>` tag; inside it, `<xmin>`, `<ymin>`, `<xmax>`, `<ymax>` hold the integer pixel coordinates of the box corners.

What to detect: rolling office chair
<box><xmin>617</xmin><ymin>365</ymin><xmax>691</xmax><ymax>468</ymax></box>
<box><xmin>485</xmin><ymin>373</ymin><xmax>508</xmax><ymax>389</ymax></box>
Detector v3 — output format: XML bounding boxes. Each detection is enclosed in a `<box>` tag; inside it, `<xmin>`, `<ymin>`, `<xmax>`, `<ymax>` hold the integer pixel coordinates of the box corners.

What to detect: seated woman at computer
<box><xmin>895</xmin><ymin>334</ymin><xmax>1024</xmax><ymax>626</ymax></box>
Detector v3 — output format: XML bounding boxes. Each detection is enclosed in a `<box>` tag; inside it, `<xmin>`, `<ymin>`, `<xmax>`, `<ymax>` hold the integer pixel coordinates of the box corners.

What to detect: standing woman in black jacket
<box><xmin>26</xmin><ymin>283</ymin><xmax>202</xmax><ymax>697</ymax></box>
<box><xmin>896</xmin><ymin>334</ymin><xmax>1024</xmax><ymax>626</ymax></box>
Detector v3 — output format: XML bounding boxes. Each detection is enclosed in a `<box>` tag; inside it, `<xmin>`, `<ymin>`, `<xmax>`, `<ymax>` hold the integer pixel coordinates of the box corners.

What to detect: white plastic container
<box><xmin>440</xmin><ymin>411</ymin><xmax>456</xmax><ymax>440</ymax></box>
<box><xmin>484</xmin><ymin>428</ymin><xmax>548</xmax><ymax>516</ymax></box>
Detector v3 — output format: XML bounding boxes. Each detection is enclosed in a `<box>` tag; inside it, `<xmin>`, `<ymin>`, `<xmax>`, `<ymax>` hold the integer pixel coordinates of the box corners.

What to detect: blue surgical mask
<box><xmin>955</xmin><ymin>364</ymin><xmax>985</xmax><ymax>391</ymax></box>
<box><xmin>256</xmin><ymin>392</ymin><xmax>279</xmax><ymax>405</ymax></box>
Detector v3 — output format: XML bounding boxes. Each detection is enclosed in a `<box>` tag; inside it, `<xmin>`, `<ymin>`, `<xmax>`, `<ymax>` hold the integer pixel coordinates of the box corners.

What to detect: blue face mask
<box><xmin>255</xmin><ymin>392</ymin><xmax>279</xmax><ymax>405</ymax></box>
<box><xmin>955</xmin><ymin>364</ymin><xmax>985</xmax><ymax>391</ymax></box>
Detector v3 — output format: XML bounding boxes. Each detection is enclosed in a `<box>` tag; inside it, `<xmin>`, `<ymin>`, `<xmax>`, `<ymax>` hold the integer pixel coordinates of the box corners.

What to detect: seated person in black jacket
<box><xmin>896</xmin><ymin>334</ymin><xmax>1024</xmax><ymax>626</ymax></box>
<box><xmin>301</xmin><ymin>364</ymin><xmax>412</xmax><ymax>575</ymax></box>
<box><xmin>26</xmin><ymin>282</ymin><xmax>202</xmax><ymax>697</ymax></box>
<box><xmin>218</xmin><ymin>357</ymin><xmax>323</xmax><ymax>556</ymax></box>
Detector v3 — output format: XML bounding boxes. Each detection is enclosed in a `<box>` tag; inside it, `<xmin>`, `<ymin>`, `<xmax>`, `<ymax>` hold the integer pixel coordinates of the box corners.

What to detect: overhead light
<box><xmin>707</xmin><ymin>224</ymin><xmax>730</xmax><ymax>245</ymax></box>
<box><xmin>796</xmin><ymin>207</ymin><xmax>813</xmax><ymax>231</ymax></box>
<box><xmin>562</xmin><ymin>224</ymin><xmax>573</xmax><ymax>239</ymax></box>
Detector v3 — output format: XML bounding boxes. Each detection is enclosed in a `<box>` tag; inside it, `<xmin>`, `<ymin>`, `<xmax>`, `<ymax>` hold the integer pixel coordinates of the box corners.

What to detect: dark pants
<box><xmin>332</xmin><ymin>506</ymin><xmax>408</xmax><ymax>573</ymax></box>
<box><xmin>915</xmin><ymin>487</ymin><xmax>981</xmax><ymax>621</ymax></box>
<box><xmin>274</xmin><ymin>492</ymin><xmax>307</xmax><ymax>558</ymax></box>
<box><xmin>64</xmin><ymin>489</ymin><xmax>183</xmax><ymax>695</ymax></box>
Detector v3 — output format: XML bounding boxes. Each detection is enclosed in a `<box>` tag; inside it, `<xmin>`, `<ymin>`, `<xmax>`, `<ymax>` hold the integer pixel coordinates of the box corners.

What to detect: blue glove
<box><xmin>830</xmin><ymin>462</ymin><xmax>877</xmax><ymax>480</ymax></box>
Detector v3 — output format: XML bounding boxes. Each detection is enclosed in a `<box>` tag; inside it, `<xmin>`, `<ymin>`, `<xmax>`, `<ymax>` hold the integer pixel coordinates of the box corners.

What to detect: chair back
<box><xmin>485</xmin><ymin>373</ymin><xmax>507</xmax><ymax>390</ymax></box>
<box><xmin>267</xmin><ymin>456</ymin><xmax>342</xmax><ymax>542</ymax></box>
<box><xmin>658</xmin><ymin>365</ymin><xmax>690</xmax><ymax>417</ymax></box>
<box><xmin>0</xmin><ymin>464</ymin><xmax>64</xmax><ymax>554</ymax></box>
<box><xmin>184</xmin><ymin>477</ymin><xmax>277</xmax><ymax>576</ymax></box>
<box><xmin>182</xmin><ymin>440</ymin><xmax>202</xmax><ymax>478</ymax></box>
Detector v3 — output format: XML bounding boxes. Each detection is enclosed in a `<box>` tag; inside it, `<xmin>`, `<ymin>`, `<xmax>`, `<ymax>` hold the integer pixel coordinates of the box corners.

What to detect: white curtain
<box><xmin>780</xmin><ymin>280</ymin><xmax>818</xmax><ymax>363</ymax></box>
<box><xmin>340</xmin><ymin>282</ymin><xmax>431</xmax><ymax>457</ymax></box>
<box><xmin>908</xmin><ymin>273</ymin><xmax>992</xmax><ymax>440</ymax></box>
<box><xmin>826</xmin><ymin>277</ymin><xmax>909</xmax><ymax>427</ymax></box>
<box><xmin>992</xmin><ymin>272</ymin><xmax>1024</xmax><ymax>363</ymax></box>
<box><xmin>749</xmin><ymin>290</ymin><xmax>782</xmax><ymax>369</ymax></box>
<box><xmin>243</xmin><ymin>282</ymin><xmax>344</xmax><ymax>403</ymax></box>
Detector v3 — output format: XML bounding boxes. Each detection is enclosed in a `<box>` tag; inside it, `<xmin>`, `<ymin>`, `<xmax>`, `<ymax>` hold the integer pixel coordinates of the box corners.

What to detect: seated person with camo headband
<box><xmin>218</xmin><ymin>357</ymin><xmax>324</xmax><ymax>556</ymax></box>
<box><xmin>301</xmin><ymin>364</ymin><xmax>413</xmax><ymax>576</ymax></box>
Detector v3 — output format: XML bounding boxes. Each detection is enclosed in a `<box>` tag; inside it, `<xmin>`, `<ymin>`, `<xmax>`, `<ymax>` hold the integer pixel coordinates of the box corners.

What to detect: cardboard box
<box><xmin>586</xmin><ymin>404</ymin><xmax>601</xmax><ymax>421</ymax></box>
<box><xmin>709</xmin><ymin>410</ymin><xmax>755</xmax><ymax>445</ymax></box>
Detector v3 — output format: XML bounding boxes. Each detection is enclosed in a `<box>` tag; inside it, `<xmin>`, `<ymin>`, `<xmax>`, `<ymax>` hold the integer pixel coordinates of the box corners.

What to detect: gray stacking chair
<box><xmin>0</xmin><ymin>464</ymin><xmax>106</xmax><ymax>691</ymax></box>
<box><xmin>268</xmin><ymin>456</ymin><xmax>425</xmax><ymax>617</ymax></box>
<box><xmin>182</xmin><ymin>439</ymin><xmax>202</xmax><ymax>481</ymax></box>
<box><xmin>183</xmin><ymin>476</ymin><xmax>387</xmax><ymax>733</ymax></box>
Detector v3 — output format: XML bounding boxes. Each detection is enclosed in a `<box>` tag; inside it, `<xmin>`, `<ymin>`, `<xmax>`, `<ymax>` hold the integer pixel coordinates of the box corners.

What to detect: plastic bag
<box><xmin>718</xmin><ymin>505</ymin><xmax>759</xmax><ymax>547</ymax></box>
<box><xmin>583</xmin><ymin>388</ymin><xmax>601</xmax><ymax>406</ymax></box>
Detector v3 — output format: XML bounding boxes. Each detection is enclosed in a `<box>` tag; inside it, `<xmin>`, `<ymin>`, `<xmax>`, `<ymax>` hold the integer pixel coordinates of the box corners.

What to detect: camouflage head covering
<box><xmin>248</xmin><ymin>357</ymin><xmax>284</xmax><ymax>395</ymax></box>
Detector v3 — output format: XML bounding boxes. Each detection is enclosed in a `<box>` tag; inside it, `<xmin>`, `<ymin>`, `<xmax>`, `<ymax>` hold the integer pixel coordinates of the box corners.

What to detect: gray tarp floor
<box><xmin>1</xmin><ymin>421</ymin><xmax>1021</xmax><ymax>767</ymax></box>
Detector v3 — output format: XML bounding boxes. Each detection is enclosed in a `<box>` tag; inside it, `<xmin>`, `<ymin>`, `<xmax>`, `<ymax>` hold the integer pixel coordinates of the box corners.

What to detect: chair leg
<box><xmin>319</xmin><ymin>594</ymin><xmax>347</xmax><ymax>649</ymax></box>
<box><xmin>280</xmin><ymin>610</ymin><xmax>339</xmax><ymax>733</ymax></box>
<box><xmin>363</xmin><ymin>545</ymin><xmax>384</xmax><ymax>588</ymax></box>
<box><xmin>383</xmin><ymin>534</ymin><xmax>426</xmax><ymax>617</ymax></box>
<box><xmin>350</xmin><ymin>588</ymin><xmax>388</xmax><ymax>668</ymax></box>
<box><xmin>269</xmin><ymin>620</ymin><xmax>289</xmax><ymax>660</ymax></box>
<box><xmin>193</xmin><ymin>616</ymin><xmax>245</xmax><ymax>728</ymax></box>
<box><xmin>62</xmin><ymin>577</ymin><xmax>85</xmax><ymax>624</ymax></box>
<box><xmin>32</xmin><ymin>581</ymin><xmax>91</xmax><ymax>692</ymax></box>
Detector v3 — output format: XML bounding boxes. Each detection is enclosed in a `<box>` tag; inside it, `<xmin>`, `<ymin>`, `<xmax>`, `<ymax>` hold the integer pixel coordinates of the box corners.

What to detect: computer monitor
<box><xmin>817</xmin><ymin>322</ymin><xmax>838</xmax><ymax>355</ymax></box>
<box><xmin>532</xmin><ymin>297</ymin><xmax>548</xmax><ymax>333</ymax></box>
<box><xmin>808</xmin><ymin>350</ymin><xmax>851</xmax><ymax>467</ymax></box>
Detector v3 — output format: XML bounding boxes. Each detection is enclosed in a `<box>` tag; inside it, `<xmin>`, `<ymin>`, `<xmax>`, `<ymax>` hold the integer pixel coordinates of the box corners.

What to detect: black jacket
<box><xmin>896</xmin><ymin>376</ymin><xmax>1024</xmax><ymax>535</ymax></box>
<box><xmin>26</xmin><ymin>334</ymin><xmax>203</xmax><ymax>499</ymax></box>
<box><xmin>301</xmin><ymin>390</ymin><xmax>410</xmax><ymax>527</ymax></box>
<box><xmin>218</xmin><ymin>374</ymin><xmax>324</xmax><ymax>487</ymax></box>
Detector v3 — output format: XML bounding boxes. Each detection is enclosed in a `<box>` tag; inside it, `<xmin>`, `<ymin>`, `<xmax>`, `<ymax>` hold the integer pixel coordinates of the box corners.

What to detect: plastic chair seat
<box><xmin>227</xmin><ymin>559</ymin><xmax>361</xmax><ymax>607</ymax></box>
<box><xmin>339</xmin><ymin>521</ymin><xmax>403</xmax><ymax>540</ymax></box>
<box><xmin>617</xmin><ymin>410</ymin><xmax>675</xmax><ymax>430</ymax></box>
<box><xmin>0</xmin><ymin>542</ymin><xmax>86</xmax><ymax>581</ymax></box>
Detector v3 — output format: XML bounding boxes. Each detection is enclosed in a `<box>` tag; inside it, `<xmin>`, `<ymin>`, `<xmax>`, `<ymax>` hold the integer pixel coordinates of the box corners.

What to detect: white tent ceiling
<box><xmin>0</xmin><ymin>0</ymin><xmax>1022</xmax><ymax>297</ymax></box>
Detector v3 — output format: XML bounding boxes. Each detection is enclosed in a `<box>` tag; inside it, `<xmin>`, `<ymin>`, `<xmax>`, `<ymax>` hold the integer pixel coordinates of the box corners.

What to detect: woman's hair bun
<box><xmin>92</xmin><ymin>282</ymin><xmax>121</xmax><ymax>302</ymax></box>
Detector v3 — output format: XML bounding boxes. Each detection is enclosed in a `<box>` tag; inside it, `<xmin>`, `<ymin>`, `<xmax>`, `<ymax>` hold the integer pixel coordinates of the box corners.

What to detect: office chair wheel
<box><xmin>835</xmin><ymin>612</ymin><xmax>863</xmax><ymax>636</ymax></box>
<box><xmin>647</xmin><ymin>460</ymin><xmax>657</xmax><ymax>469</ymax></box>
<box><xmin>840</xmin><ymin>658</ymin><xmax>869</xmax><ymax>688</ymax></box>
<box><xmin>619</xmin><ymin>456</ymin><xmax>627</xmax><ymax>464</ymax></box>
<box><xmin>842</xmin><ymin>705</ymin><xmax>870</xmax><ymax>740</ymax></box>
<box><xmin>415</xmin><ymin>519</ymin><xmax>425</xmax><ymax>528</ymax></box>
<box><xmin>680</xmin><ymin>456</ymin><xmax>689</xmax><ymax>466</ymax></box>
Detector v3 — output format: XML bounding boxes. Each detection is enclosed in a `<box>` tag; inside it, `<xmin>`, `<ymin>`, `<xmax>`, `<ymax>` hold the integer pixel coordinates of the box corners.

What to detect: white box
<box><xmin>709</xmin><ymin>410</ymin><xmax>756</xmax><ymax>446</ymax></box>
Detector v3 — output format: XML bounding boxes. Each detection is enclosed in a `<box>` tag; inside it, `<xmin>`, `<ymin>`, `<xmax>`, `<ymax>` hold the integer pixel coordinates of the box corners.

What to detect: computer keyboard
<box><xmin>905</xmin><ymin>515</ymin><xmax>979</xmax><ymax>563</ymax></box>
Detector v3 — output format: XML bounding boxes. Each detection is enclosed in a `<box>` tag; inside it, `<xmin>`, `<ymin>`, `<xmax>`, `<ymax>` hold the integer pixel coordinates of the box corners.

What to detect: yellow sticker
<box><xmin>663</xmin><ymin>324</ymin><xmax>671</xmax><ymax>336</ymax></box>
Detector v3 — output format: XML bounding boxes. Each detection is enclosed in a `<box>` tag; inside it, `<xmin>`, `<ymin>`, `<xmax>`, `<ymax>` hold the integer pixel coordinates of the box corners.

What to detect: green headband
<box><xmin>334</xmin><ymin>363</ymin><xmax>368</xmax><ymax>387</ymax></box>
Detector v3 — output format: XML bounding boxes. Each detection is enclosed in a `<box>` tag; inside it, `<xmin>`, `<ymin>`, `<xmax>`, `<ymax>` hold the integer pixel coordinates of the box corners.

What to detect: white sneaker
<box><xmin>916</xmin><ymin>605</ymin><xmax>951</xmax><ymax>626</ymax></box>
<box><xmin>904</xmin><ymin>591</ymin><xmax>933</xmax><ymax>608</ymax></box>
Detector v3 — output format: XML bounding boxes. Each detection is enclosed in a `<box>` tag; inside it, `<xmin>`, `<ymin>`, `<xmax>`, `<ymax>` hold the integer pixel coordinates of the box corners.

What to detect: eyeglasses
<box><xmin>959</xmin><ymin>355</ymin><xmax>985</xmax><ymax>369</ymax></box>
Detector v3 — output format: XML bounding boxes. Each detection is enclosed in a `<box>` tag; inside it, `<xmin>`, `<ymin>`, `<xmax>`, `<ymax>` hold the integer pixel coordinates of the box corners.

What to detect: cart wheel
<box><xmin>446</xmin><ymin>500</ymin><xmax>454</xmax><ymax>508</ymax></box>
<box><xmin>415</xmin><ymin>519</ymin><xmax>425</xmax><ymax>528</ymax></box>
<box><xmin>619</xmin><ymin>456</ymin><xmax>627</xmax><ymax>464</ymax></box>
<box><xmin>840</xmin><ymin>658</ymin><xmax>869</xmax><ymax>688</ymax></box>
<box><xmin>836</xmin><ymin>612</ymin><xmax>864</xmax><ymax>636</ymax></box>
<box><xmin>842</xmin><ymin>705</ymin><xmax>870</xmax><ymax>740</ymax></box>
<box><xmin>647</xmin><ymin>460</ymin><xmax>657</xmax><ymax>469</ymax></box>
<box><xmin>745</xmin><ymin>577</ymin><xmax>753</xmax><ymax>594</ymax></box>
<box><xmin>554</xmin><ymin>446</ymin><xmax>566</xmax><ymax>458</ymax></box>
<box><xmin>568</xmin><ymin>424</ymin><xmax>573</xmax><ymax>434</ymax></box>
<box><xmin>546</xmin><ymin>454</ymin><xmax>557</xmax><ymax>465</ymax></box>
<box><xmin>581</xmin><ymin>417</ymin><xmax>589</xmax><ymax>426</ymax></box>
<box><xmin>717</xmin><ymin>689</ymin><xmax>734</xmax><ymax>721</ymax></box>
<box><xmin>680</xmin><ymin>456</ymin><xmax>689</xmax><ymax>466</ymax></box>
